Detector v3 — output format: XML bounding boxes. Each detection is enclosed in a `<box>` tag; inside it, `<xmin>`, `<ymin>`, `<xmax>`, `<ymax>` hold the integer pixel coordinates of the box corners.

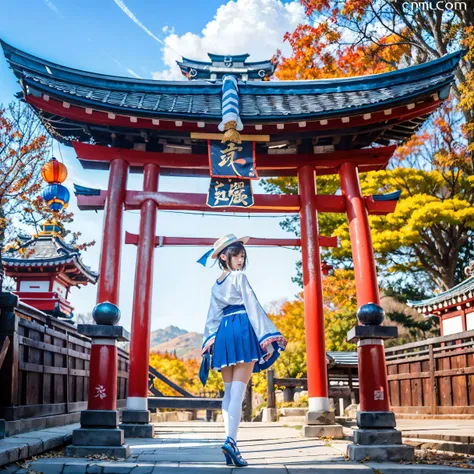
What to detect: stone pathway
<box><xmin>1</xmin><ymin>421</ymin><xmax>474</xmax><ymax>473</ymax></box>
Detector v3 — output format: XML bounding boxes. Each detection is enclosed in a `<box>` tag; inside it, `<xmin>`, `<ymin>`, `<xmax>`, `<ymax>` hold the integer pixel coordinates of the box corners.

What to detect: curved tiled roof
<box><xmin>326</xmin><ymin>351</ymin><xmax>358</xmax><ymax>366</ymax></box>
<box><xmin>1</xmin><ymin>40</ymin><xmax>462</xmax><ymax>123</ymax></box>
<box><xmin>3</xmin><ymin>235</ymin><xmax>98</xmax><ymax>284</ymax></box>
<box><xmin>408</xmin><ymin>275</ymin><xmax>474</xmax><ymax>312</ymax></box>
<box><xmin>21</xmin><ymin>69</ymin><xmax>453</xmax><ymax>122</ymax></box>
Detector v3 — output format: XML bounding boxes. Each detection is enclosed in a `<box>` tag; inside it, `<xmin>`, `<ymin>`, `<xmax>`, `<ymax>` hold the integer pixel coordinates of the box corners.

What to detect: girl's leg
<box><xmin>221</xmin><ymin>366</ymin><xmax>234</xmax><ymax>437</ymax></box>
<box><xmin>227</xmin><ymin>362</ymin><xmax>255</xmax><ymax>442</ymax></box>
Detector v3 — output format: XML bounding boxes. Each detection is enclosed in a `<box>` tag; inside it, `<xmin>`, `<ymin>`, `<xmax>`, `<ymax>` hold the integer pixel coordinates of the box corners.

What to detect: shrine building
<box><xmin>3</xmin><ymin>220</ymin><xmax>98</xmax><ymax>319</ymax></box>
<box><xmin>408</xmin><ymin>261</ymin><xmax>474</xmax><ymax>336</ymax></box>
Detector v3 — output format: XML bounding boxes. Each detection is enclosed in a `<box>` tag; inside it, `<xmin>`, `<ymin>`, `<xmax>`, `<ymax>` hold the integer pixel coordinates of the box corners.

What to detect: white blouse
<box><xmin>201</xmin><ymin>271</ymin><xmax>287</xmax><ymax>355</ymax></box>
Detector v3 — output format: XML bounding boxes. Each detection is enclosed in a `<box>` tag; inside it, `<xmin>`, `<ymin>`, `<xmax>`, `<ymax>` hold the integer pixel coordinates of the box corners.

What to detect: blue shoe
<box><xmin>222</xmin><ymin>437</ymin><xmax>248</xmax><ymax>467</ymax></box>
<box><xmin>223</xmin><ymin>451</ymin><xmax>233</xmax><ymax>465</ymax></box>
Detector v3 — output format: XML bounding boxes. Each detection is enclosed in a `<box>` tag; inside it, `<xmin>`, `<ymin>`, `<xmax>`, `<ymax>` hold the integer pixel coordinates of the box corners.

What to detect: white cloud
<box><xmin>153</xmin><ymin>0</ymin><xmax>305</xmax><ymax>81</ymax></box>
<box><xmin>44</xmin><ymin>0</ymin><xmax>64</xmax><ymax>19</ymax></box>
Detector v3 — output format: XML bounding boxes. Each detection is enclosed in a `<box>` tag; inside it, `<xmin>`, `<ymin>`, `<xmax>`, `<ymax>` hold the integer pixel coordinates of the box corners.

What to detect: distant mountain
<box><xmin>150</xmin><ymin>325</ymin><xmax>188</xmax><ymax>346</ymax></box>
<box><xmin>151</xmin><ymin>331</ymin><xmax>203</xmax><ymax>360</ymax></box>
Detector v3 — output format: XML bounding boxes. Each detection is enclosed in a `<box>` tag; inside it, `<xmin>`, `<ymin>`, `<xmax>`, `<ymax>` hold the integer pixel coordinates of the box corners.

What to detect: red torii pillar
<box><xmin>339</xmin><ymin>162</ymin><xmax>413</xmax><ymax>462</ymax></box>
<box><xmin>298</xmin><ymin>165</ymin><xmax>343</xmax><ymax>438</ymax></box>
<box><xmin>67</xmin><ymin>158</ymin><xmax>131</xmax><ymax>457</ymax></box>
<box><xmin>87</xmin><ymin>158</ymin><xmax>129</xmax><ymax>414</ymax></box>
<box><xmin>339</xmin><ymin>162</ymin><xmax>390</xmax><ymax>413</ymax></box>
<box><xmin>121</xmin><ymin>164</ymin><xmax>159</xmax><ymax>437</ymax></box>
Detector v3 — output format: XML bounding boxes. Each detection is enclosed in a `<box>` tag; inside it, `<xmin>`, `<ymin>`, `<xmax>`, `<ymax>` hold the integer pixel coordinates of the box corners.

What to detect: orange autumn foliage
<box><xmin>277</xmin><ymin>0</ymin><xmax>410</xmax><ymax>80</ymax></box>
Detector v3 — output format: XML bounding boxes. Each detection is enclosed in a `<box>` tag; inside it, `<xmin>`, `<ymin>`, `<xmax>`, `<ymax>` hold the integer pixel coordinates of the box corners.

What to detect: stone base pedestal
<box><xmin>119</xmin><ymin>409</ymin><xmax>154</xmax><ymax>438</ymax></box>
<box><xmin>347</xmin><ymin>411</ymin><xmax>414</xmax><ymax>462</ymax></box>
<box><xmin>302</xmin><ymin>411</ymin><xmax>344</xmax><ymax>439</ymax></box>
<box><xmin>66</xmin><ymin>410</ymin><xmax>130</xmax><ymax>459</ymax></box>
<box><xmin>347</xmin><ymin>443</ymin><xmax>414</xmax><ymax>462</ymax></box>
<box><xmin>262</xmin><ymin>407</ymin><xmax>277</xmax><ymax>422</ymax></box>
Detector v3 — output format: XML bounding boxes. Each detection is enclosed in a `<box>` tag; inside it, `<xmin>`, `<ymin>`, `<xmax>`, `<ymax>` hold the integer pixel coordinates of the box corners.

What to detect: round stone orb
<box><xmin>357</xmin><ymin>302</ymin><xmax>385</xmax><ymax>326</ymax></box>
<box><xmin>92</xmin><ymin>302</ymin><xmax>121</xmax><ymax>325</ymax></box>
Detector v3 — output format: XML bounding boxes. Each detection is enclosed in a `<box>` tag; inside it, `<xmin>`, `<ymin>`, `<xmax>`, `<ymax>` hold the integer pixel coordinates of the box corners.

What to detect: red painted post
<box><xmin>87</xmin><ymin>158</ymin><xmax>128</xmax><ymax>413</ymax></box>
<box><xmin>87</xmin><ymin>343</ymin><xmax>118</xmax><ymax>410</ymax></box>
<box><xmin>97</xmin><ymin>159</ymin><xmax>129</xmax><ymax>305</ymax></box>
<box><xmin>339</xmin><ymin>162</ymin><xmax>390</xmax><ymax>412</ymax></box>
<box><xmin>127</xmin><ymin>164</ymin><xmax>159</xmax><ymax>411</ymax></box>
<box><xmin>339</xmin><ymin>162</ymin><xmax>379</xmax><ymax>306</ymax></box>
<box><xmin>298</xmin><ymin>165</ymin><xmax>329</xmax><ymax>413</ymax></box>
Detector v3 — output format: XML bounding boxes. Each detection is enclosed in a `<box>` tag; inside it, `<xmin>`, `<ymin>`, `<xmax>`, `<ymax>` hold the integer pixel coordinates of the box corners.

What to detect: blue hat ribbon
<box><xmin>197</xmin><ymin>248</ymin><xmax>218</xmax><ymax>268</ymax></box>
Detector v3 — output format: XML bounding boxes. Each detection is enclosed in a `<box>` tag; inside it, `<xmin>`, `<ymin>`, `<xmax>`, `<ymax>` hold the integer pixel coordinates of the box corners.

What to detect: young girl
<box><xmin>199</xmin><ymin>234</ymin><xmax>287</xmax><ymax>467</ymax></box>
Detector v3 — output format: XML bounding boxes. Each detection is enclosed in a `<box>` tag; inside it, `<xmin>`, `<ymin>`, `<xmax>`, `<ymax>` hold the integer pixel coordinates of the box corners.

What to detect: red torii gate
<box><xmin>74</xmin><ymin>143</ymin><xmax>397</xmax><ymax>429</ymax></box>
<box><xmin>2</xmin><ymin>40</ymin><xmax>462</xmax><ymax>460</ymax></box>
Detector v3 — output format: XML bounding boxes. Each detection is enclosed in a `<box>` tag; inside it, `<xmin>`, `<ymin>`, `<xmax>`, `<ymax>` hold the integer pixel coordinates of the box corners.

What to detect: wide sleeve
<box><xmin>201</xmin><ymin>293</ymin><xmax>222</xmax><ymax>355</ymax></box>
<box><xmin>237</xmin><ymin>273</ymin><xmax>287</xmax><ymax>352</ymax></box>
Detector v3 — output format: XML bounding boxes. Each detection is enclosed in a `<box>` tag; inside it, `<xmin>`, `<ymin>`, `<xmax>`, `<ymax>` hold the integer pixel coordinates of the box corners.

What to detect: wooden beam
<box><xmin>364</xmin><ymin>196</ymin><xmax>398</xmax><ymax>215</ymax></box>
<box><xmin>124</xmin><ymin>232</ymin><xmax>338</xmax><ymax>248</ymax></box>
<box><xmin>147</xmin><ymin>396</ymin><xmax>223</xmax><ymax>410</ymax></box>
<box><xmin>28</xmin><ymin>94</ymin><xmax>441</xmax><ymax>137</ymax></box>
<box><xmin>0</xmin><ymin>336</ymin><xmax>10</xmax><ymax>371</ymax></box>
<box><xmin>73</xmin><ymin>142</ymin><xmax>395</xmax><ymax>171</ymax></box>
<box><xmin>73</xmin><ymin>142</ymin><xmax>396</xmax><ymax>170</ymax></box>
<box><xmin>77</xmin><ymin>191</ymin><xmax>303</xmax><ymax>213</ymax></box>
<box><xmin>190</xmin><ymin>132</ymin><xmax>270</xmax><ymax>141</ymax></box>
<box><xmin>77</xmin><ymin>191</ymin><xmax>396</xmax><ymax>215</ymax></box>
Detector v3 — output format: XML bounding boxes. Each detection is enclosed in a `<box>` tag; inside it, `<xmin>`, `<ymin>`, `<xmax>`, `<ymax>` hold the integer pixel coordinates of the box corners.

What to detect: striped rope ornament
<box><xmin>218</xmin><ymin>75</ymin><xmax>243</xmax><ymax>143</ymax></box>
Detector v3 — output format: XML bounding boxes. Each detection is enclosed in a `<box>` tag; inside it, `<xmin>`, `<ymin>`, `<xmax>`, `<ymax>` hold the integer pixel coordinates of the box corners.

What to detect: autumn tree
<box><xmin>0</xmin><ymin>102</ymin><xmax>50</xmax><ymax>288</ymax></box>
<box><xmin>278</xmin><ymin>0</ymin><xmax>474</xmax><ymax>159</ymax></box>
<box><xmin>0</xmin><ymin>102</ymin><xmax>95</xmax><ymax>291</ymax></box>
<box><xmin>148</xmin><ymin>351</ymin><xmax>224</xmax><ymax>397</ymax></box>
<box><xmin>265</xmin><ymin>102</ymin><xmax>474</xmax><ymax>292</ymax></box>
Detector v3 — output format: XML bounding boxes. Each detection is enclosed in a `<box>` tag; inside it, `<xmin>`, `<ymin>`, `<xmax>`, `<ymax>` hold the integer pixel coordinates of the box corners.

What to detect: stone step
<box><xmin>403</xmin><ymin>437</ymin><xmax>474</xmax><ymax>455</ymax></box>
<box><xmin>0</xmin><ymin>424</ymin><xmax>77</xmax><ymax>467</ymax></box>
<box><xmin>401</xmin><ymin>431</ymin><xmax>473</xmax><ymax>444</ymax></box>
<box><xmin>5</xmin><ymin>459</ymin><xmax>473</xmax><ymax>474</ymax></box>
<box><xmin>279</xmin><ymin>408</ymin><xmax>308</xmax><ymax>417</ymax></box>
<box><xmin>278</xmin><ymin>415</ymin><xmax>305</xmax><ymax>422</ymax></box>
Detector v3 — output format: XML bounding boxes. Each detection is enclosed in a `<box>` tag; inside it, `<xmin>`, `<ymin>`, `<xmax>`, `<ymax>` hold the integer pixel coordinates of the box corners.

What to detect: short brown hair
<box><xmin>217</xmin><ymin>242</ymin><xmax>247</xmax><ymax>271</ymax></box>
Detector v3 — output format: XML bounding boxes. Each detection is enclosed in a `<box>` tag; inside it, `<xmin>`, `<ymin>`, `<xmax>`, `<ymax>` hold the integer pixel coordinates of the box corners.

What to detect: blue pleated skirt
<box><xmin>211</xmin><ymin>304</ymin><xmax>280</xmax><ymax>373</ymax></box>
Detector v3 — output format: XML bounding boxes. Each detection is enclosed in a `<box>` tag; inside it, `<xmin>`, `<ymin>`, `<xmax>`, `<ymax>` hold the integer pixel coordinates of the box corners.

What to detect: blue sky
<box><xmin>0</xmin><ymin>0</ymin><xmax>307</xmax><ymax>333</ymax></box>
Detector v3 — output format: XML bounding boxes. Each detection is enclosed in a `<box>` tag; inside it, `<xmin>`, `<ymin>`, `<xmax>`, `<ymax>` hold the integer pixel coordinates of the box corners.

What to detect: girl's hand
<box><xmin>202</xmin><ymin>344</ymin><xmax>214</xmax><ymax>356</ymax></box>
<box><xmin>263</xmin><ymin>344</ymin><xmax>274</xmax><ymax>361</ymax></box>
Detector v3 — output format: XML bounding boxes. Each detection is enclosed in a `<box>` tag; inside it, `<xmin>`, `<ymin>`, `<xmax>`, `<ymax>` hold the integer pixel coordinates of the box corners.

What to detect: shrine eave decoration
<box><xmin>177</xmin><ymin>53</ymin><xmax>277</xmax><ymax>80</ymax></box>
<box><xmin>408</xmin><ymin>275</ymin><xmax>474</xmax><ymax>316</ymax></box>
<box><xmin>1</xmin><ymin>40</ymin><xmax>462</xmax><ymax>154</ymax></box>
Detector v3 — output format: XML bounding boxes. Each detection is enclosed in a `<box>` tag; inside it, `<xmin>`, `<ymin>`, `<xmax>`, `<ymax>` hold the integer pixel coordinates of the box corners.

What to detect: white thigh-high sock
<box><xmin>222</xmin><ymin>382</ymin><xmax>232</xmax><ymax>437</ymax></box>
<box><xmin>227</xmin><ymin>381</ymin><xmax>247</xmax><ymax>442</ymax></box>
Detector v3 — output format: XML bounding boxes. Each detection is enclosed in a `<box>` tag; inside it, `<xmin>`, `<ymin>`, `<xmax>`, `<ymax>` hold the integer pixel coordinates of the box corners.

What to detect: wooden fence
<box><xmin>385</xmin><ymin>329</ymin><xmax>474</xmax><ymax>415</ymax></box>
<box><xmin>0</xmin><ymin>293</ymin><xmax>128</xmax><ymax>435</ymax></box>
<box><xmin>267</xmin><ymin>367</ymin><xmax>359</xmax><ymax>416</ymax></box>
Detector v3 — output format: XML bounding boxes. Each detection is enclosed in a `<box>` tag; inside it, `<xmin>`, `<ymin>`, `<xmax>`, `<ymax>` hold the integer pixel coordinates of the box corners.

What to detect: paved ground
<box><xmin>2</xmin><ymin>421</ymin><xmax>474</xmax><ymax>473</ymax></box>
<box><xmin>397</xmin><ymin>418</ymin><xmax>474</xmax><ymax>442</ymax></box>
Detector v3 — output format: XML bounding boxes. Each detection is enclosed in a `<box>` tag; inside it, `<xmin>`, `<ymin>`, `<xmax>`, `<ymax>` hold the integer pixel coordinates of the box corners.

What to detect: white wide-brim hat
<box><xmin>211</xmin><ymin>234</ymin><xmax>250</xmax><ymax>259</ymax></box>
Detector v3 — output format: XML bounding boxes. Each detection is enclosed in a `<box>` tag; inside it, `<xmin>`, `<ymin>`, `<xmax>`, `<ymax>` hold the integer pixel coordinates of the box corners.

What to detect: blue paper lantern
<box><xmin>41</xmin><ymin>183</ymin><xmax>70</xmax><ymax>212</ymax></box>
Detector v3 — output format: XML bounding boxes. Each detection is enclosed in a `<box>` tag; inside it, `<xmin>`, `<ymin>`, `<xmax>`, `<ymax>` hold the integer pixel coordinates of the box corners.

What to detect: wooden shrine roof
<box><xmin>3</xmin><ymin>234</ymin><xmax>98</xmax><ymax>284</ymax></box>
<box><xmin>408</xmin><ymin>274</ymin><xmax>474</xmax><ymax>315</ymax></box>
<box><xmin>1</xmin><ymin>40</ymin><xmax>462</xmax><ymax>151</ymax></box>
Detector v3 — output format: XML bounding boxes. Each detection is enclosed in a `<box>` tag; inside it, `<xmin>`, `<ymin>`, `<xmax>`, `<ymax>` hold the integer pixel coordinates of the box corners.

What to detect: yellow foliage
<box><xmin>148</xmin><ymin>351</ymin><xmax>223</xmax><ymax>397</ymax></box>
